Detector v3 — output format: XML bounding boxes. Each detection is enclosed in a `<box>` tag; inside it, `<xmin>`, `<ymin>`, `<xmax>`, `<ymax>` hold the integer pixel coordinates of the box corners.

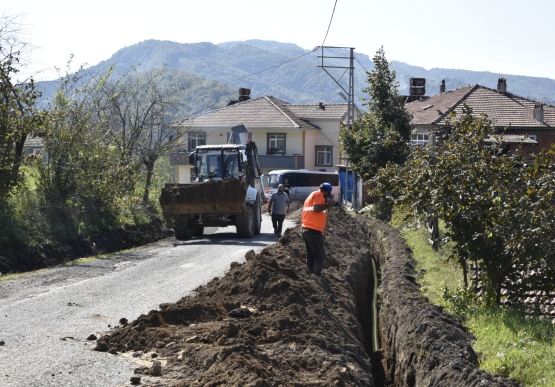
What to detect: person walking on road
<box><xmin>268</xmin><ymin>184</ymin><xmax>290</xmax><ymax>236</ymax></box>
<box><xmin>301</xmin><ymin>182</ymin><xmax>334</xmax><ymax>276</ymax></box>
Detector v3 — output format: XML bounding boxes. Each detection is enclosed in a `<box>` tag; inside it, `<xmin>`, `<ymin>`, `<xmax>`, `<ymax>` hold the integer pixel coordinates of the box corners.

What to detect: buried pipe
<box><xmin>370</xmin><ymin>256</ymin><xmax>380</xmax><ymax>353</ymax></box>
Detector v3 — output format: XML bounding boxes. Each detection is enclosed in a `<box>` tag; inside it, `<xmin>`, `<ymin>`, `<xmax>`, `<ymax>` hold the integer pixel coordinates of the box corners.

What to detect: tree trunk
<box><xmin>143</xmin><ymin>160</ymin><xmax>155</xmax><ymax>204</ymax></box>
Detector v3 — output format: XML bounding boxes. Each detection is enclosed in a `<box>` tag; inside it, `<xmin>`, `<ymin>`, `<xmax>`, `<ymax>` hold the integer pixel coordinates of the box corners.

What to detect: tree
<box><xmin>0</xmin><ymin>54</ymin><xmax>46</xmax><ymax>198</ymax></box>
<box><xmin>90</xmin><ymin>66</ymin><xmax>186</xmax><ymax>204</ymax></box>
<box><xmin>373</xmin><ymin>106</ymin><xmax>555</xmax><ymax>305</ymax></box>
<box><xmin>0</xmin><ymin>11</ymin><xmax>32</xmax><ymax>63</ymax></box>
<box><xmin>340</xmin><ymin>47</ymin><xmax>412</xmax><ymax>180</ymax></box>
<box><xmin>36</xmin><ymin>65</ymin><xmax>138</xmax><ymax>238</ymax></box>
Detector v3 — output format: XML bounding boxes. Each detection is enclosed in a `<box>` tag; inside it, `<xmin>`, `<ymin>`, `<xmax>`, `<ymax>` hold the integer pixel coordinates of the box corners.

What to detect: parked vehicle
<box><xmin>159</xmin><ymin>125</ymin><xmax>264</xmax><ymax>240</ymax></box>
<box><xmin>262</xmin><ymin>169</ymin><xmax>339</xmax><ymax>202</ymax></box>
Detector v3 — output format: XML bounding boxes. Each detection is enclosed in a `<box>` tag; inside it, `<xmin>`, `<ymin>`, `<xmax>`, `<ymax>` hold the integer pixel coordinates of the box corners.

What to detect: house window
<box><xmin>411</xmin><ymin>133</ymin><xmax>429</xmax><ymax>145</ymax></box>
<box><xmin>316</xmin><ymin>146</ymin><xmax>333</xmax><ymax>166</ymax></box>
<box><xmin>267</xmin><ymin>133</ymin><xmax>286</xmax><ymax>153</ymax></box>
<box><xmin>528</xmin><ymin>134</ymin><xmax>537</xmax><ymax>141</ymax></box>
<box><xmin>188</xmin><ymin>132</ymin><xmax>206</xmax><ymax>151</ymax></box>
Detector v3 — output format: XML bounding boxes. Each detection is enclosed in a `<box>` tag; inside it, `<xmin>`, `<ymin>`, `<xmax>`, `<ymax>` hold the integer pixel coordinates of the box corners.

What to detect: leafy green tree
<box><xmin>374</xmin><ymin>106</ymin><xmax>555</xmax><ymax>305</ymax></box>
<box><xmin>35</xmin><ymin>66</ymin><xmax>137</xmax><ymax>239</ymax></box>
<box><xmin>340</xmin><ymin>47</ymin><xmax>412</xmax><ymax>180</ymax></box>
<box><xmin>0</xmin><ymin>54</ymin><xmax>46</xmax><ymax>199</ymax></box>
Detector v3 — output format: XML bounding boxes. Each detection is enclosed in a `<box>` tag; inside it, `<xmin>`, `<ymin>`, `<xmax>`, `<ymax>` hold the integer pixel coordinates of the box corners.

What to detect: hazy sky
<box><xmin>4</xmin><ymin>0</ymin><xmax>555</xmax><ymax>81</ymax></box>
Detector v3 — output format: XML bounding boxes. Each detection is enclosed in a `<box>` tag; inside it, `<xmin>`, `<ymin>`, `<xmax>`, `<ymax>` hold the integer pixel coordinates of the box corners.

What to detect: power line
<box><xmin>223</xmin><ymin>48</ymin><xmax>318</xmax><ymax>84</ymax></box>
<box><xmin>322</xmin><ymin>0</ymin><xmax>338</xmax><ymax>46</ymax></box>
<box><xmin>354</xmin><ymin>56</ymin><xmax>369</xmax><ymax>73</ymax></box>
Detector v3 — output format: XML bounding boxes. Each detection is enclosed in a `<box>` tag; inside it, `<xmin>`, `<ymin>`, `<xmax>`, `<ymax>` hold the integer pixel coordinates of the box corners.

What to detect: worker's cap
<box><xmin>319</xmin><ymin>183</ymin><xmax>333</xmax><ymax>193</ymax></box>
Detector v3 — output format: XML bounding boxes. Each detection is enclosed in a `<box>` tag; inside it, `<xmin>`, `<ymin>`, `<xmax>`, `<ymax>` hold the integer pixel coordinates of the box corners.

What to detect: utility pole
<box><xmin>318</xmin><ymin>46</ymin><xmax>356</xmax><ymax>209</ymax></box>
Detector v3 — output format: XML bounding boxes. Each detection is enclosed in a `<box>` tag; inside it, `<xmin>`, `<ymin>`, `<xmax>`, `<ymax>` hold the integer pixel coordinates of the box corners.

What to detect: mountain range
<box><xmin>38</xmin><ymin>39</ymin><xmax>555</xmax><ymax>113</ymax></box>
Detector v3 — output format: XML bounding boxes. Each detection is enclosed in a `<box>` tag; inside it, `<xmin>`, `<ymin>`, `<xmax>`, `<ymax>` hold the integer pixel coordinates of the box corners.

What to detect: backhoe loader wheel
<box><xmin>174</xmin><ymin>215</ymin><xmax>192</xmax><ymax>240</ymax></box>
<box><xmin>253</xmin><ymin>196</ymin><xmax>262</xmax><ymax>235</ymax></box>
<box><xmin>192</xmin><ymin>225</ymin><xmax>204</xmax><ymax>237</ymax></box>
<box><xmin>236</xmin><ymin>205</ymin><xmax>255</xmax><ymax>238</ymax></box>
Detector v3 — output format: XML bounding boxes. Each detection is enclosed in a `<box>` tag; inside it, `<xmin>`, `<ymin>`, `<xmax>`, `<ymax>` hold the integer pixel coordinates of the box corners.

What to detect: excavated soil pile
<box><xmin>0</xmin><ymin>219</ymin><xmax>172</xmax><ymax>275</ymax></box>
<box><xmin>263</xmin><ymin>200</ymin><xmax>304</xmax><ymax>216</ymax></box>
<box><xmin>94</xmin><ymin>211</ymin><xmax>522</xmax><ymax>387</ymax></box>
<box><xmin>96</xmin><ymin>207</ymin><xmax>378</xmax><ymax>387</ymax></box>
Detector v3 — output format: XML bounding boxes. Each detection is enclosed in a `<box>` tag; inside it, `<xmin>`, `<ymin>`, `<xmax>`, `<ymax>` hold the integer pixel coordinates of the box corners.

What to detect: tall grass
<box><xmin>383</xmin><ymin>208</ymin><xmax>555</xmax><ymax>386</ymax></box>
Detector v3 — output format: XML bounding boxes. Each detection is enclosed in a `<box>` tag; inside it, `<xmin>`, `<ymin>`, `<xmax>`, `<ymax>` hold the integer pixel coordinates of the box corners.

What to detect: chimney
<box><xmin>497</xmin><ymin>78</ymin><xmax>507</xmax><ymax>93</ymax></box>
<box><xmin>533</xmin><ymin>102</ymin><xmax>544</xmax><ymax>123</ymax></box>
<box><xmin>440</xmin><ymin>79</ymin><xmax>446</xmax><ymax>94</ymax></box>
<box><xmin>238</xmin><ymin>87</ymin><xmax>251</xmax><ymax>102</ymax></box>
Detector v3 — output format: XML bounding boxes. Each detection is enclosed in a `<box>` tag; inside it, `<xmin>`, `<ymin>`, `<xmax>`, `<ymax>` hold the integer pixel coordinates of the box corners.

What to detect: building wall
<box><xmin>303</xmin><ymin>120</ymin><xmax>341</xmax><ymax>170</ymax></box>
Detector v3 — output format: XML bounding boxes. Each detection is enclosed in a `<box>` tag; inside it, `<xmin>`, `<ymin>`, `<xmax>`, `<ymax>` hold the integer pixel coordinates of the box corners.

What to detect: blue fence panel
<box><xmin>339</xmin><ymin>171</ymin><xmax>355</xmax><ymax>202</ymax></box>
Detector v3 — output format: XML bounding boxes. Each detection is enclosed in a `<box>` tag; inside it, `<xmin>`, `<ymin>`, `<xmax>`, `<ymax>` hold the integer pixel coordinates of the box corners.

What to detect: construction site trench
<box><xmin>88</xmin><ymin>206</ymin><xmax>519</xmax><ymax>387</ymax></box>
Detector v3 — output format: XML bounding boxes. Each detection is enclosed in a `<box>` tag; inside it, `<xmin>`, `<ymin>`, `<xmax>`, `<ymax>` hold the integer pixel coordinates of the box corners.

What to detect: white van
<box><xmin>262</xmin><ymin>170</ymin><xmax>339</xmax><ymax>203</ymax></box>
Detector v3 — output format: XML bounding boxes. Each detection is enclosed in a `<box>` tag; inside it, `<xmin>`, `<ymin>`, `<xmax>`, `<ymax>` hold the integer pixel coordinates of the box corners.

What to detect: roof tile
<box><xmin>406</xmin><ymin>85</ymin><xmax>555</xmax><ymax>129</ymax></box>
<box><xmin>182</xmin><ymin>96</ymin><xmax>337</xmax><ymax>130</ymax></box>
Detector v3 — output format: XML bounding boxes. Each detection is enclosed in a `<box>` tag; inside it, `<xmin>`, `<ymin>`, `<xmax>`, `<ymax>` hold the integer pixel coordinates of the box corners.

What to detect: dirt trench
<box><xmin>95</xmin><ymin>208</ymin><xmax>521</xmax><ymax>387</ymax></box>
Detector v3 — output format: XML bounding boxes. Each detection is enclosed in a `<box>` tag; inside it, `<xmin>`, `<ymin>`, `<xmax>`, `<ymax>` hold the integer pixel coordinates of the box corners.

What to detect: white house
<box><xmin>173</xmin><ymin>95</ymin><xmax>355</xmax><ymax>182</ymax></box>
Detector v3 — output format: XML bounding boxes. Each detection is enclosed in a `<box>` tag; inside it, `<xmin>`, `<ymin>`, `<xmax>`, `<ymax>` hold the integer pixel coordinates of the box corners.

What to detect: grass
<box><xmin>468</xmin><ymin>307</ymin><xmax>555</xmax><ymax>385</ymax></box>
<box><xmin>383</xmin><ymin>208</ymin><xmax>555</xmax><ymax>386</ymax></box>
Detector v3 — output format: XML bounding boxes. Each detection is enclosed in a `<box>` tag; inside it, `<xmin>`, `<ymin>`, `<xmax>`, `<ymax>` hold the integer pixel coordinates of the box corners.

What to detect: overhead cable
<box><xmin>224</xmin><ymin>48</ymin><xmax>318</xmax><ymax>84</ymax></box>
<box><xmin>322</xmin><ymin>0</ymin><xmax>338</xmax><ymax>47</ymax></box>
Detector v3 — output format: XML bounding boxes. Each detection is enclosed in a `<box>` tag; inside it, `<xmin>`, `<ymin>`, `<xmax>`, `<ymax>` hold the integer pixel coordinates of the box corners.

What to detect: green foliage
<box><xmin>399</xmin><ymin>211</ymin><xmax>555</xmax><ymax>386</ymax></box>
<box><xmin>442</xmin><ymin>285</ymin><xmax>475</xmax><ymax>321</ymax></box>
<box><xmin>374</xmin><ymin>106</ymin><xmax>555</xmax><ymax>305</ymax></box>
<box><xmin>35</xmin><ymin>68</ymin><xmax>138</xmax><ymax>240</ymax></box>
<box><xmin>340</xmin><ymin>47</ymin><xmax>412</xmax><ymax>180</ymax></box>
<box><xmin>0</xmin><ymin>54</ymin><xmax>47</xmax><ymax>198</ymax></box>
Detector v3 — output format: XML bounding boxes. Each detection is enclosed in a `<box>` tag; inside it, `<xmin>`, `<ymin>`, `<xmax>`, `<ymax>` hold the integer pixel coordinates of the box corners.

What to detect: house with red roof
<box><xmin>173</xmin><ymin>93</ymin><xmax>354</xmax><ymax>182</ymax></box>
<box><xmin>405</xmin><ymin>79</ymin><xmax>555</xmax><ymax>155</ymax></box>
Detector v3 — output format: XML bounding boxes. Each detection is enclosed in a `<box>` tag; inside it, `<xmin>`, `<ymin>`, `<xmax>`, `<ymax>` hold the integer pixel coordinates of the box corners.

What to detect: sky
<box><xmin>3</xmin><ymin>0</ymin><xmax>555</xmax><ymax>82</ymax></box>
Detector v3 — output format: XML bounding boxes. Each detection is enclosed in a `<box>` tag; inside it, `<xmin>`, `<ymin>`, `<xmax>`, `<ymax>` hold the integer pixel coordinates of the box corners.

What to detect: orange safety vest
<box><xmin>302</xmin><ymin>191</ymin><xmax>327</xmax><ymax>232</ymax></box>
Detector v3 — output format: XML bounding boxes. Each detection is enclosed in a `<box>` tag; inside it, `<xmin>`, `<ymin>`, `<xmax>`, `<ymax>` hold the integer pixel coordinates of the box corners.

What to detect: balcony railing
<box><xmin>259</xmin><ymin>155</ymin><xmax>304</xmax><ymax>170</ymax></box>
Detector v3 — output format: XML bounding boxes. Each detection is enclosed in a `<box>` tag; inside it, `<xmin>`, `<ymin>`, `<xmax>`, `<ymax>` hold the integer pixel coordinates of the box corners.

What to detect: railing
<box><xmin>258</xmin><ymin>155</ymin><xmax>304</xmax><ymax>170</ymax></box>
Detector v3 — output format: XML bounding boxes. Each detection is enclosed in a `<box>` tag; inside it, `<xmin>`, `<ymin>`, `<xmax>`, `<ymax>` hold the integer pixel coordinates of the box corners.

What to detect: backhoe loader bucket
<box><xmin>159</xmin><ymin>179</ymin><xmax>247</xmax><ymax>216</ymax></box>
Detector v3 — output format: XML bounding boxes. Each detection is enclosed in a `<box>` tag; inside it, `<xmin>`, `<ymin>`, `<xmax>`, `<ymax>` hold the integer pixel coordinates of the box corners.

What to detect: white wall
<box><xmin>304</xmin><ymin>120</ymin><xmax>341</xmax><ymax>170</ymax></box>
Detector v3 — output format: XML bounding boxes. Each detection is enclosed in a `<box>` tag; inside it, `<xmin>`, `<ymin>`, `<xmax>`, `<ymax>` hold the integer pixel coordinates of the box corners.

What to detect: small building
<box><xmin>23</xmin><ymin>137</ymin><xmax>48</xmax><ymax>163</ymax></box>
<box><xmin>405</xmin><ymin>79</ymin><xmax>555</xmax><ymax>155</ymax></box>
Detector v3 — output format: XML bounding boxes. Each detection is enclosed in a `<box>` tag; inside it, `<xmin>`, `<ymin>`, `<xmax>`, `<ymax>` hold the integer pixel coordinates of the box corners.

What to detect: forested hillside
<box><xmin>74</xmin><ymin>39</ymin><xmax>555</xmax><ymax>106</ymax></box>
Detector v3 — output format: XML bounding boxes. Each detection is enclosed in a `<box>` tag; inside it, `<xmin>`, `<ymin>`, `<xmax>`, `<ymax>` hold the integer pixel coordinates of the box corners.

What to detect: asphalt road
<box><xmin>0</xmin><ymin>214</ymin><xmax>295</xmax><ymax>387</ymax></box>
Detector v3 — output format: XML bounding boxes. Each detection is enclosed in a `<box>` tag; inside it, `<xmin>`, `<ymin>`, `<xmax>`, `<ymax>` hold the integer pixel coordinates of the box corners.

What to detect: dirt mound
<box><xmin>92</xmin><ymin>210</ymin><xmax>521</xmax><ymax>386</ymax></box>
<box><xmin>96</xmin><ymin>208</ymin><xmax>377</xmax><ymax>386</ymax></box>
<box><xmin>0</xmin><ymin>220</ymin><xmax>172</xmax><ymax>275</ymax></box>
<box><xmin>287</xmin><ymin>200</ymin><xmax>304</xmax><ymax>216</ymax></box>
<box><xmin>263</xmin><ymin>200</ymin><xmax>303</xmax><ymax>216</ymax></box>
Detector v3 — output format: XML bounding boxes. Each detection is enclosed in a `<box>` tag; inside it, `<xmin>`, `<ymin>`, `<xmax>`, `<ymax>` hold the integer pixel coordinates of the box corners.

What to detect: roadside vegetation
<box><xmin>391</xmin><ymin>213</ymin><xmax>555</xmax><ymax>386</ymax></box>
<box><xmin>0</xmin><ymin>15</ymin><xmax>193</xmax><ymax>250</ymax></box>
<box><xmin>349</xmin><ymin>47</ymin><xmax>555</xmax><ymax>385</ymax></box>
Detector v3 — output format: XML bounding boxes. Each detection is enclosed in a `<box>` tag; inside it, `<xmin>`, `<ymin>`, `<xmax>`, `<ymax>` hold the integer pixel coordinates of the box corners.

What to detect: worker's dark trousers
<box><xmin>271</xmin><ymin>213</ymin><xmax>286</xmax><ymax>234</ymax></box>
<box><xmin>302</xmin><ymin>228</ymin><xmax>326</xmax><ymax>276</ymax></box>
